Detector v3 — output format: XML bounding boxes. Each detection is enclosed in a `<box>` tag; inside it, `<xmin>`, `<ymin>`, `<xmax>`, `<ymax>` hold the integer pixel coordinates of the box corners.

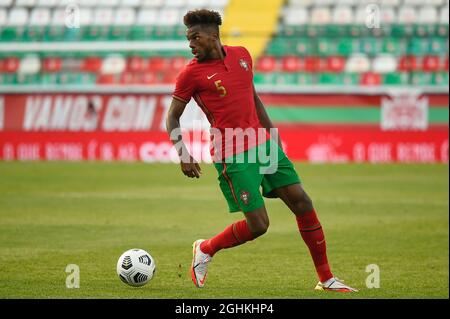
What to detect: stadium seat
<box><xmin>169</xmin><ymin>56</ymin><xmax>188</xmax><ymax>71</ymax></box>
<box><xmin>42</xmin><ymin>57</ymin><xmax>62</xmax><ymax>73</ymax></box>
<box><xmin>403</xmin><ymin>0</ymin><xmax>425</xmax><ymax>5</ymax></box>
<box><xmin>418</xmin><ymin>6</ymin><xmax>439</xmax><ymax>24</ymax></box>
<box><xmin>37</xmin><ymin>0</ymin><xmax>58</xmax><ymax>6</ymax></box>
<box><xmin>281</xmin><ymin>56</ymin><xmax>302</xmax><ymax>72</ymax></box>
<box><xmin>101</xmin><ymin>56</ymin><xmax>126</xmax><ymax>75</ymax></box>
<box><xmin>16</xmin><ymin>0</ymin><xmax>36</xmax><ymax>6</ymax></box>
<box><xmin>372</xmin><ymin>54</ymin><xmax>398</xmax><ymax>73</ymax></box>
<box><xmin>29</xmin><ymin>8</ymin><xmax>51</xmax><ymax>26</ymax></box>
<box><xmin>288</xmin><ymin>0</ymin><xmax>314</xmax><ymax>7</ymax></box>
<box><xmin>398</xmin><ymin>55</ymin><xmax>419</xmax><ymax>72</ymax></box>
<box><xmin>422</xmin><ymin>55</ymin><xmax>442</xmax><ymax>72</ymax></box>
<box><xmin>99</xmin><ymin>0</ymin><xmax>120</xmax><ymax>6</ymax></box>
<box><xmin>155</xmin><ymin>9</ymin><xmax>180</xmax><ymax>26</ymax></box>
<box><xmin>147</xmin><ymin>57</ymin><xmax>168</xmax><ymax>72</ymax></box>
<box><xmin>381</xmin><ymin>0</ymin><xmax>401</xmax><ymax>6</ymax></box>
<box><xmin>440</xmin><ymin>6</ymin><xmax>449</xmax><ymax>24</ymax></box>
<box><xmin>141</xmin><ymin>0</ymin><xmax>164</xmax><ymax>7</ymax></box>
<box><xmin>18</xmin><ymin>55</ymin><xmax>41</xmax><ymax>75</ymax></box>
<box><xmin>398</xmin><ymin>7</ymin><xmax>417</xmax><ymax>25</ymax></box>
<box><xmin>256</xmin><ymin>56</ymin><xmax>278</xmax><ymax>72</ymax></box>
<box><xmin>345</xmin><ymin>54</ymin><xmax>371</xmax><ymax>73</ymax></box>
<box><xmin>0</xmin><ymin>0</ymin><xmax>13</xmax><ymax>6</ymax></box>
<box><xmin>166</xmin><ymin>0</ymin><xmax>187</xmax><ymax>8</ymax></box>
<box><xmin>93</xmin><ymin>8</ymin><xmax>114</xmax><ymax>26</ymax></box>
<box><xmin>137</xmin><ymin>9</ymin><xmax>158</xmax><ymax>25</ymax></box>
<box><xmin>140</xmin><ymin>72</ymin><xmax>159</xmax><ymax>85</ymax></box>
<box><xmin>303</xmin><ymin>56</ymin><xmax>323</xmax><ymax>72</ymax></box>
<box><xmin>0</xmin><ymin>9</ymin><xmax>6</xmax><ymax>27</ymax></box>
<box><xmin>0</xmin><ymin>57</ymin><xmax>19</xmax><ymax>73</ymax></box>
<box><xmin>332</xmin><ymin>6</ymin><xmax>354</xmax><ymax>25</ymax></box>
<box><xmin>186</xmin><ymin>0</ymin><xmax>209</xmax><ymax>7</ymax></box>
<box><xmin>310</xmin><ymin>7</ymin><xmax>331</xmax><ymax>25</ymax></box>
<box><xmin>126</xmin><ymin>56</ymin><xmax>147</xmax><ymax>72</ymax></box>
<box><xmin>283</xmin><ymin>8</ymin><xmax>309</xmax><ymax>25</ymax></box>
<box><xmin>121</xmin><ymin>0</ymin><xmax>141</xmax><ymax>7</ymax></box>
<box><xmin>115</xmin><ymin>8</ymin><xmax>136</xmax><ymax>26</ymax></box>
<box><xmin>410</xmin><ymin>71</ymin><xmax>433</xmax><ymax>85</ymax></box>
<box><xmin>360</xmin><ymin>72</ymin><xmax>382</xmax><ymax>86</ymax></box>
<box><xmin>82</xmin><ymin>57</ymin><xmax>102</xmax><ymax>72</ymax></box>
<box><xmin>383</xmin><ymin>72</ymin><xmax>409</xmax><ymax>85</ymax></box>
<box><xmin>7</xmin><ymin>8</ymin><xmax>28</xmax><ymax>26</ymax></box>
<box><xmin>325</xmin><ymin>56</ymin><xmax>346</xmax><ymax>72</ymax></box>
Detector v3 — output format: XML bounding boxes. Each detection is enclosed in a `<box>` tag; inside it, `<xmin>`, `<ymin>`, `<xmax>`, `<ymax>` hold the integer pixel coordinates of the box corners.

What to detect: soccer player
<box><xmin>166</xmin><ymin>9</ymin><xmax>357</xmax><ymax>293</ymax></box>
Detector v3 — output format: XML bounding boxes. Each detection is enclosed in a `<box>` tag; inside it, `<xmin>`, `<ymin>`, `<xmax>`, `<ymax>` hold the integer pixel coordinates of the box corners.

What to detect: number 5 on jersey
<box><xmin>215</xmin><ymin>80</ymin><xmax>227</xmax><ymax>98</ymax></box>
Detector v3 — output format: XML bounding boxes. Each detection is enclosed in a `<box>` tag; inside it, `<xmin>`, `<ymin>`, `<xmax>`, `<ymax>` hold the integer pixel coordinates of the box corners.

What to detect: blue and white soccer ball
<box><xmin>116</xmin><ymin>248</ymin><xmax>156</xmax><ymax>287</ymax></box>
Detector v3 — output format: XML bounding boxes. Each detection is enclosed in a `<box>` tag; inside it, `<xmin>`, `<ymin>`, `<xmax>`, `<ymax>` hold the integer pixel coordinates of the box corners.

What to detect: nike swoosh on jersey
<box><xmin>207</xmin><ymin>73</ymin><xmax>218</xmax><ymax>80</ymax></box>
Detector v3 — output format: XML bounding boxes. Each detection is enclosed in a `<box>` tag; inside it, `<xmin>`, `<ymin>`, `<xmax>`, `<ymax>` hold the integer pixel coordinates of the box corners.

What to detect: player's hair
<box><xmin>183</xmin><ymin>9</ymin><xmax>222</xmax><ymax>29</ymax></box>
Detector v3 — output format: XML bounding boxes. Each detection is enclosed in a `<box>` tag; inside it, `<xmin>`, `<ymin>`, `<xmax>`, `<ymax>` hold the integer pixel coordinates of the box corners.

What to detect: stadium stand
<box><xmin>0</xmin><ymin>0</ymin><xmax>448</xmax><ymax>87</ymax></box>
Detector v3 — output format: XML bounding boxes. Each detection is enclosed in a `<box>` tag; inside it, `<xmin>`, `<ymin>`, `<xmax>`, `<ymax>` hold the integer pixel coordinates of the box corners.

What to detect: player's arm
<box><xmin>166</xmin><ymin>98</ymin><xmax>202</xmax><ymax>178</ymax></box>
<box><xmin>253</xmin><ymin>84</ymin><xmax>282</xmax><ymax>147</ymax></box>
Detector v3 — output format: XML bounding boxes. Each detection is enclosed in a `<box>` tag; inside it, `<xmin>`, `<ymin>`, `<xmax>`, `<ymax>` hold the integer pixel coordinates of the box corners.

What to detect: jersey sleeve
<box><xmin>172</xmin><ymin>66</ymin><xmax>196</xmax><ymax>103</ymax></box>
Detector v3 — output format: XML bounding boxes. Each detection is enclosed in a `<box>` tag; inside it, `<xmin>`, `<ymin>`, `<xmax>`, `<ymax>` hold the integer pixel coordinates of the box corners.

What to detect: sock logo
<box><xmin>316</xmin><ymin>238</ymin><xmax>326</xmax><ymax>245</ymax></box>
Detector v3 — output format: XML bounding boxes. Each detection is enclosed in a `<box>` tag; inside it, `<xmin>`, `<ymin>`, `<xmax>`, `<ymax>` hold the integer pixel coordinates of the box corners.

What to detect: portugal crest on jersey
<box><xmin>239</xmin><ymin>59</ymin><xmax>249</xmax><ymax>71</ymax></box>
<box><xmin>240</xmin><ymin>190</ymin><xmax>250</xmax><ymax>205</ymax></box>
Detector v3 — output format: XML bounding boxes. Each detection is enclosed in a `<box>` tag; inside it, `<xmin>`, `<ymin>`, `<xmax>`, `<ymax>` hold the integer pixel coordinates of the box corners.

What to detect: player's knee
<box><xmin>250</xmin><ymin>219</ymin><xmax>269</xmax><ymax>238</ymax></box>
<box><xmin>292</xmin><ymin>193</ymin><xmax>314</xmax><ymax>216</ymax></box>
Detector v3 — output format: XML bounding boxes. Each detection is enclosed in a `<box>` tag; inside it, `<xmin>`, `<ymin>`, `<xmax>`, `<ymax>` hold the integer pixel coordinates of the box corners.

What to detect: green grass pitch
<box><xmin>0</xmin><ymin>162</ymin><xmax>448</xmax><ymax>299</ymax></box>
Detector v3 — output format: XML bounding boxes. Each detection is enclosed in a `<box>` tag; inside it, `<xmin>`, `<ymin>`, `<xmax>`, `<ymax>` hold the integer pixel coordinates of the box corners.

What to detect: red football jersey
<box><xmin>173</xmin><ymin>45</ymin><xmax>267</xmax><ymax>161</ymax></box>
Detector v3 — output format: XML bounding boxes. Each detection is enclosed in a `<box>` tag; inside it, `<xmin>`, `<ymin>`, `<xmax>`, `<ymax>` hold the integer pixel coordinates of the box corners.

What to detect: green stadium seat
<box><xmin>317</xmin><ymin>38</ymin><xmax>338</xmax><ymax>56</ymax></box>
<box><xmin>409</xmin><ymin>38</ymin><xmax>431</xmax><ymax>55</ymax></box>
<box><xmin>296</xmin><ymin>73</ymin><xmax>315</xmax><ymax>85</ymax></box>
<box><xmin>382</xmin><ymin>38</ymin><xmax>407</xmax><ymax>56</ymax></box>
<box><xmin>318</xmin><ymin>72</ymin><xmax>343</xmax><ymax>85</ymax></box>
<box><xmin>0</xmin><ymin>73</ymin><xmax>17</xmax><ymax>85</ymax></box>
<box><xmin>23</xmin><ymin>26</ymin><xmax>46</xmax><ymax>42</ymax></box>
<box><xmin>336</xmin><ymin>38</ymin><xmax>360</xmax><ymax>56</ymax></box>
<box><xmin>295</xmin><ymin>39</ymin><xmax>315</xmax><ymax>55</ymax></box>
<box><xmin>108</xmin><ymin>26</ymin><xmax>130</xmax><ymax>41</ymax></box>
<box><xmin>274</xmin><ymin>72</ymin><xmax>298</xmax><ymax>85</ymax></box>
<box><xmin>383</xmin><ymin>73</ymin><xmax>409</xmax><ymax>85</ymax></box>
<box><xmin>432</xmin><ymin>72</ymin><xmax>449</xmax><ymax>86</ymax></box>
<box><xmin>253</xmin><ymin>72</ymin><xmax>276</xmax><ymax>85</ymax></box>
<box><xmin>0</xmin><ymin>26</ymin><xmax>24</xmax><ymax>41</ymax></box>
<box><xmin>360</xmin><ymin>38</ymin><xmax>383</xmax><ymax>56</ymax></box>
<box><xmin>341</xmin><ymin>73</ymin><xmax>361</xmax><ymax>85</ymax></box>
<box><xmin>410</xmin><ymin>72</ymin><xmax>433</xmax><ymax>85</ymax></box>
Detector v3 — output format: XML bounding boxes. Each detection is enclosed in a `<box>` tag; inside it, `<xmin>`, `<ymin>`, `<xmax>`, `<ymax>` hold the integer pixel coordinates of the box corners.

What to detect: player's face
<box><xmin>186</xmin><ymin>25</ymin><xmax>216</xmax><ymax>62</ymax></box>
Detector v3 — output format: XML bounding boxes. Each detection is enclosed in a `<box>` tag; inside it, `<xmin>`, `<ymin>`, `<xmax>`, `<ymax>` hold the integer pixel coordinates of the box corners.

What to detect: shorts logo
<box><xmin>239</xmin><ymin>59</ymin><xmax>249</xmax><ymax>71</ymax></box>
<box><xmin>240</xmin><ymin>190</ymin><xmax>250</xmax><ymax>205</ymax></box>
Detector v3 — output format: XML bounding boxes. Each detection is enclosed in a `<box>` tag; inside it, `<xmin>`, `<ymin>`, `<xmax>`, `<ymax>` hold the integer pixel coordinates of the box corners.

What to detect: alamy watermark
<box><xmin>169</xmin><ymin>125</ymin><xmax>281</xmax><ymax>174</ymax></box>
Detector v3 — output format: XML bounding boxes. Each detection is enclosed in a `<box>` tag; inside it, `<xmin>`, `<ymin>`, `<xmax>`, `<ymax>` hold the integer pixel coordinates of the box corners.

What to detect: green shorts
<box><xmin>214</xmin><ymin>139</ymin><xmax>301</xmax><ymax>213</ymax></box>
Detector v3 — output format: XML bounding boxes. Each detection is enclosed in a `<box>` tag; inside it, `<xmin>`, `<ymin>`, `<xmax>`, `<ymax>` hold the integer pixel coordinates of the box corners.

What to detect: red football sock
<box><xmin>296</xmin><ymin>209</ymin><xmax>333</xmax><ymax>283</ymax></box>
<box><xmin>200</xmin><ymin>220</ymin><xmax>255</xmax><ymax>257</ymax></box>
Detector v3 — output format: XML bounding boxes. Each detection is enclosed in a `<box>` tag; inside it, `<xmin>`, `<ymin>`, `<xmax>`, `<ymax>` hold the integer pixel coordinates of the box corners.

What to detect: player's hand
<box><xmin>180</xmin><ymin>158</ymin><xmax>202</xmax><ymax>178</ymax></box>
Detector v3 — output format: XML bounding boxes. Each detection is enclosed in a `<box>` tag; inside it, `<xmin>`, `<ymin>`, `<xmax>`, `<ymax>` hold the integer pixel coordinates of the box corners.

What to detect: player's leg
<box><xmin>200</xmin><ymin>206</ymin><xmax>269</xmax><ymax>257</ymax></box>
<box><xmin>272</xmin><ymin>183</ymin><xmax>332</xmax><ymax>282</ymax></box>
<box><xmin>191</xmin><ymin>206</ymin><xmax>268</xmax><ymax>288</ymax></box>
<box><xmin>191</xmin><ymin>160</ymin><xmax>267</xmax><ymax>288</ymax></box>
<box><xmin>273</xmin><ymin>183</ymin><xmax>357</xmax><ymax>292</ymax></box>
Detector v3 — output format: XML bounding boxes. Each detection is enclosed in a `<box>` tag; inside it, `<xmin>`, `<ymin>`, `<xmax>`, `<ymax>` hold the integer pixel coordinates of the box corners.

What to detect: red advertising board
<box><xmin>0</xmin><ymin>93</ymin><xmax>448</xmax><ymax>163</ymax></box>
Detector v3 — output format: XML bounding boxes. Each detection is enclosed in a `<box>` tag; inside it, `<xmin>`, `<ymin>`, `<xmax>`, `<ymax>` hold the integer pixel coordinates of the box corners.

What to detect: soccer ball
<box><xmin>116</xmin><ymin>248</ymin><xmax>156</xmax><ymax>287</ymax></box>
